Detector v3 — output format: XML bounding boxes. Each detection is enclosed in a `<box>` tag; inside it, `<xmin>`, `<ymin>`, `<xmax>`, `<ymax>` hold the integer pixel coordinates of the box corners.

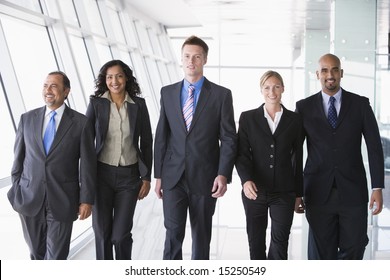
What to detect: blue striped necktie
<box><xmin>43</xmin><ymin>111</ymin><xmax>57</xmax><ymax>154</ymax></box>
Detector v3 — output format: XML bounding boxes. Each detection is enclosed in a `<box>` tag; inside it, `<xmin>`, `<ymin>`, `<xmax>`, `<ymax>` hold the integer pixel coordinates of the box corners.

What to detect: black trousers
<box><xmin>242</xmin><ymin>190</ymin><xmax>295</xmax><ymax>260</ymax></box>
<box><xmin>19</xmin><ymin>200</ymin><xmax>73</xmax><ymax>260</ymax></box>
<box><xmin>306</xmin><ymin>187</ymin><xmax>368</xmax><ymax>260</ymax></box>
<box><xmin>162</xmin><ymin>174</ymin><xmax>217</xmax><ymax>260</ymax></box>
<box><xmin>93</xmin><ymin>162</ymin><xmax>141</xmax><ymax>260</ymax></box>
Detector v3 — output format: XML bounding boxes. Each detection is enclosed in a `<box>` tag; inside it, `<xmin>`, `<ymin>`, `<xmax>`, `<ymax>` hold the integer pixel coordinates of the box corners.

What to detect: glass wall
<box><xmin>0</xmin><ymin>0</ymin><xmax>180</xmax><ymax>259</ymax></box>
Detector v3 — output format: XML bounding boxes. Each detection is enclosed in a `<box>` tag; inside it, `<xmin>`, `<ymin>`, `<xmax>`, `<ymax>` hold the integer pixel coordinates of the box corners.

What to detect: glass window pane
<box><xmin>0</xmin><ymin>81</ymin><xmax>15</xmax><ymax>179</ymax></box>
<box><xmin>95</xmin><ymin>40</ymin><xmax>113</xmax><ymax>66</ymax></box>
<box><xmin>107</xmin><ymin>6</ymin><xmax>126</xmax><ymax>43</ymax></box>
<box><xmin>117</xmin><ymin>50</ymin><xmax>134</xmax><ymax>68</ymax></box>
<box><xmin>145</xmin><ymin>57</ymin><xmax>162</xmax><ymax>96</ymax></box>
<box><xmin>82</xmin><ymin>0</ymin><xmax>105</xmax><ymax>36</ymax></box>
<box><xmin>9</xmin><ymin>0</ymin><xmax>41</xmax><ymax>12</ymax></box>
<box><xmin>1</xmin><ymin>15</ymin><xmax>57</xmax><ymax>111</ymax></box>
<box><xmin>134</xmin><ymin>20</ymin><xmax>153</xmax><ymax>54</ymax></box>
<box><xmin>130</xmin><ymin>52</ymin><xmax>159</xmax><ymax>130</ymax></box>
<box><xmin>68</xmin><ymin>33</ymin><xmax>96</xmax><ymax>100</ymax></box>
<box><xmin>122</xmin><ymin>15</ymin><xmax>139</xmax><ymax>48</ymax></box>
<box><xmin>57</xmin><ymin>0</ymin><xmax>79</xmax><ymax>26</ymax></box>
<box><xmin>148</xmin><ymin>29</ymin><xmax>162</xmax><ymax>56</ymax></box>
<box><xmin>156</xmin><ymin>61</ymin><xmax>170</xmax><ymax>86</ymax></box>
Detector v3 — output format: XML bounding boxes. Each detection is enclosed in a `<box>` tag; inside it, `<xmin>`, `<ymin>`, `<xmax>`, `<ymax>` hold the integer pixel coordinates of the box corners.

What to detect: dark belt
<box><xmin>98</xmin><ymin>161</ymin><xmax>138</xmax><ymax>169</ymax></box>
<box><xmin>118</xmin><ymin>163</ymin><xmax>138</xmax><ymax>169</ymax></box>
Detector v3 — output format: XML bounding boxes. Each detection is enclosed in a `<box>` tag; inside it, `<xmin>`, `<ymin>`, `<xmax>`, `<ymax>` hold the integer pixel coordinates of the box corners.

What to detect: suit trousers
<box><xmin>19</xmin><ymin>199</ymin><xmax>73</xmax><ymax>260</ymax></box>
<box><xmin>242</xmin><ymin>190</ymin><xmax>295</xmax><ymax>260</ymax></box>
<box><xmin>306</xmin><ymin>187</ymin><xmax>369</xmax><ymax>260</ymax></box>
<box><xmin>93</xmin><ymin>162</ymin><xmax>141</xmax><ymax>260</ymax></box>
<box><xmin>162</xmin><ymin>174</ymin><xmax>217</xmax><ymax>260</ymax></box>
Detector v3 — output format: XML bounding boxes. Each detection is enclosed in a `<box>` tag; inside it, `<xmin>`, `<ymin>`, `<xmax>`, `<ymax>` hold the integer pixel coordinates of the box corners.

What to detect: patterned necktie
<box><xmin>328</xmin><ymin>96</ymin><xmax>338</xmax><ymax>128</ymax></box>
<box><xmin>43</xmin><ymin>111</ymin><xmax>57</xmax><ymax>154</ymax></box>
<box><xmin>183</xmin><ymin>85</ymin><xmax>195</xmax><ymax>131</ymax></box>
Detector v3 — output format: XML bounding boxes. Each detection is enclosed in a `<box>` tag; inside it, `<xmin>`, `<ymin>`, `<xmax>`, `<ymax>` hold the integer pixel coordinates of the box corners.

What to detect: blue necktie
<box><xmin>43</xmin><ymin>111</ymin><xmax>57</xmax><ymax>154</ymax></box>
<box><xmin>328</xmin><ymin>96</ymin><xmax>338</xmax><ymax>129</ymax></box>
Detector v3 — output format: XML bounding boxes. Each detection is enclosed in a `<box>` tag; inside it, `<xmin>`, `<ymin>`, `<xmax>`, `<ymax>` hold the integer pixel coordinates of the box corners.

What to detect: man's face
<box><xmin>181</xmin><ymin>44</ymin><xmax>207</xmax><ymax>81</ymax></box>
<box><xmin>42</xmin><ymin>74</ymin><xmax>69</xmax><ymax>110</ymax></box>
<box><xmin>316</xmin><ymin>55</ymin><xmax>343</xmax><ymax>95</ymax></box>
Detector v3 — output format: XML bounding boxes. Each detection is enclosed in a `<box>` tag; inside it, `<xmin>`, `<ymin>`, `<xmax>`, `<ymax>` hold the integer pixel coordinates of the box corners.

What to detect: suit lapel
<box><xmin>97</xmin><ymin>100</ymin><xmax>110</xmax><ymax>140</ymax></box>
<box><xmin>34</xmin><ymin>106</ymin><xmax>46</xmax><ymax>155</ymax></box>
<box><xmin>273</xmin><ymin>105</ymin><xmax>293</xmax><ymax>137</ymax></box>
<box><xmin>48</xmin><ymin>106</ymin><xmax>73</xmax><ymax>154</ymax></box>
<box><xmin>127</xmin><ymin>102</ymin><xmax>138</xmax><ymax>140</ymax></box>
<box><xmin>188</xmin><ymin>79</ymin><xmax>211</xmax><ymax>133</ymax></box>
<box><xmin>337</xmin><ymin>89</ymin><xmax>351</xmax><ymax>127</ymax></box>
<box><xmin>256</xmin><ymin>105</ymin><xmax>273</xmax><ymax>137</ymax></box>
<box><xmin>171</xmin><ymin>81</ymin><xmax>187</xmax><ymax>132</ymax></box>
<box><xmin>315</xmin><ymin>92</ymin><xmax>330</xmax><ymax>128</ymax></box>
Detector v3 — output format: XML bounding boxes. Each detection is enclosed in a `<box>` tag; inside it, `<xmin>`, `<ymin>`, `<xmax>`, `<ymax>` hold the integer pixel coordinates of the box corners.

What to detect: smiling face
<box><xmin>261</xmin><ymin>75</ymin><xmax>284</xmax><ymax>106</ymax></box>
<box><xmin>105</xmin><ymin>65</ymin><xmax>127</xmax><ymax>96</ymax></box>
<box><xmin>42</xmin><ymin>74</ymin><xmax>69</xmax><ymax>110</ymax></box>
<box><xmin>181</xmin><ymin>44</ymin><xmax>207</xmax><ymax>83</ymax></box>
<box><xmin>316</xmin><ymin>54</ymin><xmax>343</xmax><ymax>95</ymax></box>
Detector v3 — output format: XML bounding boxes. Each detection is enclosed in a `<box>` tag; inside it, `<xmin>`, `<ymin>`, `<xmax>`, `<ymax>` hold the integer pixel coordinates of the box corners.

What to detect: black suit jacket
<box><xmin>86</xmin><ymin>96</ymin><xmax>153</xmax><ymax>181</ymax></box>
<box><xmin>235</xmin><ymin>104</ymin><xmax>304</xmax><ymax>196</ymax></box>
<box><xmin>154</xmin><ymin>78</ymin><xmax>237</xmax><ymax>195</ymax></box>
<box><xmin>8</xmin><ymin>105</ymin><xmax>97</xmax><ymax>222</ymax></box>
<box><xmin>296</xmin><ymin>89</ymin><xmax>384</xmax><ymax>205</ymax></box>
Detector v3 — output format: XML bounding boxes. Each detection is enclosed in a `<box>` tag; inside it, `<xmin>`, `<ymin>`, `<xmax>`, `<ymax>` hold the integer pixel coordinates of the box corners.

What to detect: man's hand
<box><xmin>369</xmin><ymin>189</ymin><xmax>383</xmax><ymax>215</ymax></box>
<box><xmin>211</xmin><ymin>175</ymin><xmax>228</xmax><ymax>198</ymax></box>
<box><xmin>138</xmin><ymin>180</ymin><xmax>151</xmax><ymax>200</ymax></box>
<box><xmin>78</xmin><ymin>203</ymin><xmax>92</xmax><ymax>220</ymax></box>
<box><xmin>155</xmin><ymin>178</ymin><xmax>163</xmax><ymax>199</ymax></box>
<box><xmin>294</xmin><ymin>197</ymin><xmax>305</xmax><ymax>214</ymax></box>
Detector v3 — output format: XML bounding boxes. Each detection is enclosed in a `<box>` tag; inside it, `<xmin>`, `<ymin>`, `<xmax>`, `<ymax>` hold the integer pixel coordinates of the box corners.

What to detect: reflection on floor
<box><xmin>70</xmin><ymin>173</ymin><xmax>390</xmax><ymax>260</ymax></box>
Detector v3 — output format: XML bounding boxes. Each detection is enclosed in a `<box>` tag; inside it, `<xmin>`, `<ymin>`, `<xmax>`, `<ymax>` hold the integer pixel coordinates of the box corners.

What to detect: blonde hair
<box><xmin>260</xmin><ymin>70</ymin><xmax>284</xmax><ymax>88</ymax></box>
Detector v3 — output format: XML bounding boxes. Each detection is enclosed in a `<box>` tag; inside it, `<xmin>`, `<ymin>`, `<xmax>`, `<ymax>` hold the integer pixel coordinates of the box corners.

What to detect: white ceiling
<box><xmin>128</xmin><ymin>0</ymin><xmax>389</xmax><ymax>65</ymax></box>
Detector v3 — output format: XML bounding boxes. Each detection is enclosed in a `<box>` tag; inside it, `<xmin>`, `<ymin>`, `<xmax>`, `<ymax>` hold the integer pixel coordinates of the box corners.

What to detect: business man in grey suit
<box><xmin>8</xmin><ymin>71</ymin><xmax>96</xmax><ymax>260</ymax></box>
<box><xmin>154</xmin><ymin>36</ymin><xmax>237</xmax><ymax>260</ymax></box>
<box><xmin>296</xmin><ymin>54</ymin><xmax>384</xmax><ymax>259</ymax></box>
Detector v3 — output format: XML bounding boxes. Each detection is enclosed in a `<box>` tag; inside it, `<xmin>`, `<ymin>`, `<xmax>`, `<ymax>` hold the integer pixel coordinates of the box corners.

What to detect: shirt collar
<box><xmin>45</xmin><ymin>103</ymin><xmax>65</xmax><ymax>117</ymax></box>
<box><xmin>321</xmin><ymin>88</ymin><xmax>342</xmax><ymax>104</ymax></box>
<box><xmin>263</xmin><ymin>105</ymin><xmax>284</xmax><ymax>119</ymax></box>
<box><xmin>183</xmin><ymin>76</ymin><xmax>205</xmax><ymax>92</ymax></box>
<box><xmin>102</xmin><ymin>90</ymin><xmax>135</xmax><ymax>104</ymax></box>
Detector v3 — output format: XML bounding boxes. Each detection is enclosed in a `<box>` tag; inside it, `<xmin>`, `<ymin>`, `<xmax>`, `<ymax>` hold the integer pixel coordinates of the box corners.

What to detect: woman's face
<box><xmin>261</xmin><ymin>76</ymin><xmax>284</xmax><ymax>105</ymax></box>
<box><xmin>105</xmin><ymin>65</ymin><xmax>127</xmax><ymax>95</ymax></box>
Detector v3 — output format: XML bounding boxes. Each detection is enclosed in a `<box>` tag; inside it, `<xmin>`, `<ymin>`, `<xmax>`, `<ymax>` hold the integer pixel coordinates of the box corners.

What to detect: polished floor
<box><xmin>69</xmin><ymin>172</ymin><xmax>390</xmax><ymax>260</ymax></box>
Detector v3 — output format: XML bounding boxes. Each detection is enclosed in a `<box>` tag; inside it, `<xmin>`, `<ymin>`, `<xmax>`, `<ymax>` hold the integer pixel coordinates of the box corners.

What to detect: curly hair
<box><xmin>92</xmin><ymin>59</ymin><xmax>141</xmax><ymax>98</ymax></box>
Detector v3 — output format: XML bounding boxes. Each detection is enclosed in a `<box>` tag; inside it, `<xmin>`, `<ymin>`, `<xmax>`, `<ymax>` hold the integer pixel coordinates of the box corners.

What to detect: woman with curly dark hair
<box><xmin>86</xmin><ymin>59</ymin><xmax>153</xmax><ymax>259</ymax></box>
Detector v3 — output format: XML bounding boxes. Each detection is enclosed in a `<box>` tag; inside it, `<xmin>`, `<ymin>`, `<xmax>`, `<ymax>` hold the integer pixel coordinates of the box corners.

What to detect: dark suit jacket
<box><xmin>154</xmin><ymin>78</ymin><xmax>237</xmax><ymax>195</ymax></box>
<box><xmin>8</xmin><ymin>105</ymin><xmax>97</xmax><ymax>222</ymax></box>
<box><xmin>296</xmin><ymin>89</ymin><xmax>384</xmax><ymax>205</ymax></box>
<box><xmin>85</xmin><ymin>96</ymin><xmax>153</xmax><ymax>181</ymax></box>
<box><xmin>235</xmin><ymin>104</ymin><xmax>304</xmax><ymax>196</ymax></box>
